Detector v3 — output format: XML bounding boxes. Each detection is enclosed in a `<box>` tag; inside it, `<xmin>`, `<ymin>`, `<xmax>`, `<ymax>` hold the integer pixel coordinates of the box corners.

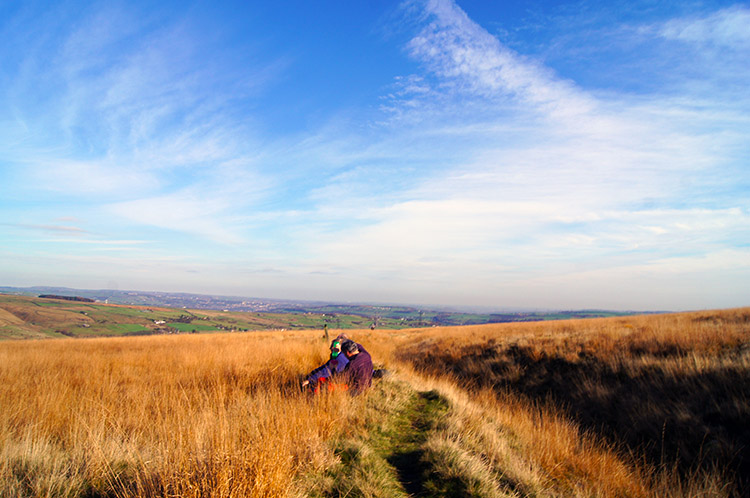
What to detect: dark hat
<box><xmin>341</xmin><ymin>340</ymin><xmax>359</xmax><ymax>354</ymax></box>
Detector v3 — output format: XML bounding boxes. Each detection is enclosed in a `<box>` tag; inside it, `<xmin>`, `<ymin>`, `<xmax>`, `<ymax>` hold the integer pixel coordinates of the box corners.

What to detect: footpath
<box><xmin>301</xmin><ymin>376</ymin><xmax>519</xmax><ymax>498</ymax></box>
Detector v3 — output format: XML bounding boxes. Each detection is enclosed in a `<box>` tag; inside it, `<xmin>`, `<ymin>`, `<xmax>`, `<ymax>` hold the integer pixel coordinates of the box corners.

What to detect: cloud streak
<box><xmin>2</xmin><ymin>3</ymin><xmax>282</xmax><ymax>246</ymax></box>
<box><xmin>658</xmin><ymin>5</ymin><xmax>750</xmax><ymax>48</ymax></box>
<box><xmin>406</xmin><ymin>0</ymin><xmax>595</xmax><ymax>117</ymax></box>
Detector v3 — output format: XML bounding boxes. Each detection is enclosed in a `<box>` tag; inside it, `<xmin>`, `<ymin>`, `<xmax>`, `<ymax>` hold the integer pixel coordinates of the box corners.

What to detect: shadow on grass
<box><xmin>388</xmin><ymin>449</ymin><xmax>429</xmax><ymax>497</ymax></box>
<box><xmin>384</xmin><ymin>390</ymin><xmax>449</xmax><ymax>497</ymax></box>
<box><xmin>401</xmin><ymin>343</ymin><xmax>750</xmax><ymax>496</ymax></box>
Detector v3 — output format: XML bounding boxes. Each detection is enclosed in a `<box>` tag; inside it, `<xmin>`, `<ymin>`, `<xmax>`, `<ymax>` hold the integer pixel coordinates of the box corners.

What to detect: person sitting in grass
<box><xmin>340</xmin><ymin>339</ymin><xmax>373</xmax><ymax>395</ymax></box>
<box><xmin>302</xmin><ymin>335</ymin><xmax>350</xmax><ymax>393</ymax></box>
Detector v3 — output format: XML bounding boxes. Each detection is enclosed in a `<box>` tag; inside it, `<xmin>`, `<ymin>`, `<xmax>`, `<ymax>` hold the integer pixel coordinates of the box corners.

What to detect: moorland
<box><xmin>1</xmin><ymin>299</ymin><xmax>748</xmax><ymax>497</ymax></box>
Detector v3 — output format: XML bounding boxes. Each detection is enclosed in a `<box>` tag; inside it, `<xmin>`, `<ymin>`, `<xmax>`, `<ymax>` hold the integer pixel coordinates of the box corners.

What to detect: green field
<box><xmin>0</xmin><ymin>294</ymin><xmax>411</xmax><ymax>340</ymax></box>
<box><xmin>105</xmin><ymin>323</ymin><xmax>150</xmax><ymax>335</ymax></box>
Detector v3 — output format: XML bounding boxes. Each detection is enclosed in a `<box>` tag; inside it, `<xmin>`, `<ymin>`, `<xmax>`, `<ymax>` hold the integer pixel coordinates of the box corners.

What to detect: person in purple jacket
<box><xmin>301</xmin><ymin>338</ymin><xmax>349</xmax><ymax>391</ymax></box>
<box><xmin>340</xmin><ymin>340</ymin><xmax>373</xmax><ymax>395</ymax></box>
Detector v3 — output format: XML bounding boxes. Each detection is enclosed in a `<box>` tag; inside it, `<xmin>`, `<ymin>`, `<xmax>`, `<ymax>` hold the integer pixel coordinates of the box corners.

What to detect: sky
<box><xmin>1</xmin><ymin>0</ymin><xmax>749</xmax><ymax>311</ymax></box>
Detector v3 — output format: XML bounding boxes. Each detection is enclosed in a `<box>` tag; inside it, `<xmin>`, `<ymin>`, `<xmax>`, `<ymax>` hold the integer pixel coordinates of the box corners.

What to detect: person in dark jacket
<box><xmin>302</xmin><ymin>338</ymin><xmax>349</xmax><ymax>391</ymax></box>
<box><xmin>340</xmin><ymin>340</ymin><xmax>373</xmax><ymax>395</ymax></box>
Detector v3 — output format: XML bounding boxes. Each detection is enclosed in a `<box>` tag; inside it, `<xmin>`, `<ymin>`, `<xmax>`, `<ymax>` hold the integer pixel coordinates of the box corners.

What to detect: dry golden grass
<box><xmin>395</xmin><ymin>308</ymin><xmax>750</xmax><ymax>496</ymax></box>
<box><xmin>0</xmin><ymin>332</ymin><xmax>353</xmax><ymax>497</ymax></box>
<box><xmin>1</xmin><ymin>308</ymin><xmax>746</xmax><ymax>497</ymax></box>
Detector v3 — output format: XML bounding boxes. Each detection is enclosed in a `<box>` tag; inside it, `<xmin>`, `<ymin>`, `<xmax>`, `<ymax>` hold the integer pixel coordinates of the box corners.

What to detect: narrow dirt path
<box><xmin>302</xmin><ymin>379</ymin><xmax>451</xmax><ymax>497</ymax></box>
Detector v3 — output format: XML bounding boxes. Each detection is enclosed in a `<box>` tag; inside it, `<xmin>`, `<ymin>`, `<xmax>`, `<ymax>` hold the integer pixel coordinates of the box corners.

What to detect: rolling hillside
<box><xmin>0</xmin><ymin>294</ymin><xmax>398</xmax><ymax>340</ymax></box>
<box><xmin>0</xmin><ymin>287</ymin><xmax>646</xmax><ymax>329</ymax></box>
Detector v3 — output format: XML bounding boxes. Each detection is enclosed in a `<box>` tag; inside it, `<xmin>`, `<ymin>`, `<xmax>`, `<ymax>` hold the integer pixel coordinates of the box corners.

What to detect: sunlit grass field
<box><xmin>1</xmin><ymin>308</ymin><xmax>748</xmax><ymax>497</ymax></box>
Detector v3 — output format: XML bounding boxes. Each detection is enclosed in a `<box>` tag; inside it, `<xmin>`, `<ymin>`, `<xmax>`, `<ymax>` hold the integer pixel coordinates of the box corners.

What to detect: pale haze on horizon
<box><xmin>1</xmin><ymin>0</ymin><xmax>748</xmax><ymax>312</ymax></box>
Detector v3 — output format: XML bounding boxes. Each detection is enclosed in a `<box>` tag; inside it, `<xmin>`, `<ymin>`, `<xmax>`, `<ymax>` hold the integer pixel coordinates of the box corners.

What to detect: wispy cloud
<box><xmin>1</xmin><ymin>3</ymin><xmax>282</xmax><ymax>245</ymax></box>
<box><xmin>406</xmin><ymin>0</ymin><xmax>594</xmax><ymax>118</ymax></box>
<box><xmin>12</xmin><ymin>223</ymin><xmax>89</xmax><ymax>236</ymax></box>
<box><xmin>657</xmin><ymin>6</ymin><xmax>750</xmax><ymax>48</ymax></box>
<box><xmin>291</xmin><ymin>0</ymin><xmax>750</xmax><ymax>308</ymax></box>
<box><xmin>108</xmin><ymin>189</ymin><xmax>245</xmax><ymax>245</ymax></box>
<box><xmin>37</xmin><ymin>239</ymin><xmax>147</xmax><ymax>246</ymax></box>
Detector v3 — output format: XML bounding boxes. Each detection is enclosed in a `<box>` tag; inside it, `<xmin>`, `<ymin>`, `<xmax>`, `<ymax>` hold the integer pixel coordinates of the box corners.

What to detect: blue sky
<box><xmin>1</xmin><ymin>0</ymin><xmax>748</xmax><ymax>311</ymax></box>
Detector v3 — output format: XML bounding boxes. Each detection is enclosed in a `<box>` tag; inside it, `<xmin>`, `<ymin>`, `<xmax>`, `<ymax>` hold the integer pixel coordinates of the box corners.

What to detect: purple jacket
<box><xmin>307</xmin><ymin>354</ymin><xmax>349</xmax><ymax>384</ymax></box>
<box><xmin>343</xmin><ymin>344</ymin><xmax>373</xmax><ymax>394</ymax></box>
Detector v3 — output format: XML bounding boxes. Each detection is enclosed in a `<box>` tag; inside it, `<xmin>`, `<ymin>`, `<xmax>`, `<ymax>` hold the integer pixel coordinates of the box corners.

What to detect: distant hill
<box><xmin>0</xmin><ymin>286</ymin><xmax>652</xmax><ymax>340</ymax></box>
<box><xmin>0</xmin><ymin>293</ymin><xmax>387</xmax><ymax>340</ymax></box>
<box><xmin>38</xmin><ymin>294</ymin><xmax>95</xmax><ymax>303</ymax></box>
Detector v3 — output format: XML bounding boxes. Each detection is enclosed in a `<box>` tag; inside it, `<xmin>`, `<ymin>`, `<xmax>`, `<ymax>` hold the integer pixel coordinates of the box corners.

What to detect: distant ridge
<box><xmin>38</xmin><ymin>294</ymin><xmax>95</xmax><ymax>303</ymax></box>
<box><xmin>0</xmin><ymin>285</ymin><xmax>656</xmax><ymax>326</ymax></box>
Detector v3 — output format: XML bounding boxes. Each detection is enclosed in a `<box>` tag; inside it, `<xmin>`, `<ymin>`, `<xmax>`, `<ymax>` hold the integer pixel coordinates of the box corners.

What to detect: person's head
<box><xmin>341</xmin><ymin>340</ymin><xmax>359</xmax><ymax>358</ymax></box>
<box><xmin>330</xmin><ymin>340</ymin><xmax>342</xmax><ymax>358</ymax></box>
<box><xmin>334</xmin><ymin>333</ymin><xmax>349</xmax><ymax>342</ymax></box>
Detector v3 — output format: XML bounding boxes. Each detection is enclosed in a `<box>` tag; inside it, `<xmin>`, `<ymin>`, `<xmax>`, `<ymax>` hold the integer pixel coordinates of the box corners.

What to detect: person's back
<box><xmin>302</xmin><ymin>339</ymin><xmax>349</xmax><ymax>391</ymax></box>
<box><xmin>341</xmin><ymin>341</ymin><xmax>373</xmax><ymax>394</ymax></box>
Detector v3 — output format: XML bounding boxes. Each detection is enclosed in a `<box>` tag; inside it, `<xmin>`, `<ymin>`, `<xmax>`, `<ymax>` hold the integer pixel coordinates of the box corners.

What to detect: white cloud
<box><xmin>38</xmin><ymin>239</ymin><xmax>147</xmax><ymax>246</ymax></box>
<box><xmin>108</xmin><ymin>189</ymin><xmax>246</xmax><ymax>245</ymax></box>
<box><xmin>280</xmin><ymin>0</ymin><xmax>749</xmax><ymax>308</ymax></box>
<box><xmin>2</xmin><ymin>3</ymin><xmax>276</xmax><ymax>197</ymax></box>
<box><xmin>16</xmin><ymin>224</ymin><xmax>89</xmax><ymax>235</ymax></box>
<box><xmin>406</xmin><ymin>0</ymin><xmax>595</xmax><ymax>118</ymax></box>
<box><xmin>528</xmin><ymin>248</ymin><xmax>750</xmax><ymax>310</ymax></box>
<box><xmin>658</xmin><ymin>6</ymin><xmax>750</xmax><ymax>48</ymax></box>
<box><xmin>30</xmin><ymin>158</ymin><xmax>158</xmax><ymax>194</ymax></box>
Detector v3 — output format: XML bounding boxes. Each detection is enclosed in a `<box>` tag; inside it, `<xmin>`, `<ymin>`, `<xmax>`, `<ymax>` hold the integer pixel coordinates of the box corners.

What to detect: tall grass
<box><xmin>395</xmin><ymin>308</ymin><xmax>750</xmax><ymax>496</ymax></box>
<box><xmin>1</xmin><ymin>309</ymin><xmax>746</xmax><ymax>497</ymax></box>
<box><xmin>0</xmin><ymin>332</ymin><xmax>349</xmax><ymax>497</ymax></box>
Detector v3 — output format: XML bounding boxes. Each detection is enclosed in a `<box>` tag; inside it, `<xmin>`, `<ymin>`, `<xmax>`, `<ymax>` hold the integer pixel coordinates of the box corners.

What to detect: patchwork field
<box><xmin>0</xmin><ymin>294</ymin><xmax>391</xmax><ymax>340</ymax></box>
<box><xmin>1</xmin><ymin>308</ymin><xmax>748</xmax><ymax>497</ymax></box>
